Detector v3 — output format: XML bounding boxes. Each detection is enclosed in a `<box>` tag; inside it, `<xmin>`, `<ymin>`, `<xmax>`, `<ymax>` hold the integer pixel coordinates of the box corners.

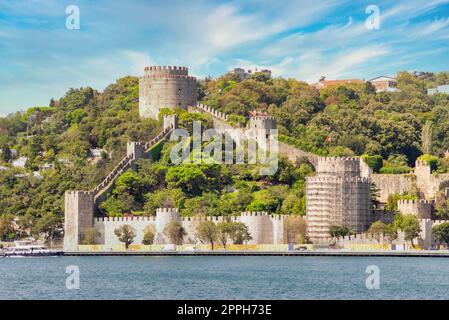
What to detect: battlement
<box><xmin>94</xmin><ymin>216</ymin><xmax>156</xmax><ymax>222</ymax></box>
<box><xmin>248</xmin><ymin>113</ymin><xmax>277</xmax><ymax>132</ymax></box>
<box><xmin>307</xmin><ymin>176</ymin><xmax>370</xmax><ymax>183</ymax></box>
<box><xmin>144</xmin><ymin>65</ymin><xmax>189</xmax><ymax>76</ymax></box>
<box><xmin>397</xmin><ymin>198</ymin><xmax>433</xmax><ymax>219</ymax></box>
<box><xmin>69</xmin><ymin>206</ymin><xmax>290</xmax><ymax>247</ymax></box>
<box><xmin>317</xmin><ymin>156</ymin><xmax>361</xmax><ymax>163</ymax></box>
<box><xmin>397</xmin><ymin>199</ymin><xmax>433</xmax><ymax>205</ymax></box>
<box><xmin>66</xmin><ymin>190</ymin><xmax>95</xmax><ymax>196</ymax></box>
<box><xmin>142</xmin><ymin>74</ymin><xmax>196</xmax><ymax>81</ymax></box>
<box><xmin>315</xmin><ymin>157</ymin><xmax>363</xmax><ymax>177</ymax></box>
<box><xmin>196</xmin><ymin>103</ymin><xmax>228</xmax><ymax>121</ymax></box>
<box><xmin>307</xmin><ymin>155</ymin><xmax>372</xmax><ymax>241</ymax></box>
<box><xmin>250</xmin><ymin>116</ymin><xmax>276</xmax><ymax>121</ymax></box>
<box><xmin>241</xmin><ymin>211</ymin><xmax>270</xmax><ymax>217</ymax></box>
<box><xmin>432</xmin><ymin>220</ymin><xmax>449</xmax><ymax>225</ymax></box>
<box><xmin>181</xmin><ymin>216</ymin><xmax>240</xmax><ymax>222</ymax></box>
<box><xmin>270</xmin><ymin>214</ymin><xmax>288</xmax><ymax>220</ymax></box>
<box><xmin>64</xmin><ymin>190</ymin><xmax>95</xmax><ymax>252</ymax></box>
<box><xmin>415</xmin><ymin>160</ymin><xmax>430</xmax><ymax>167</ymax></box>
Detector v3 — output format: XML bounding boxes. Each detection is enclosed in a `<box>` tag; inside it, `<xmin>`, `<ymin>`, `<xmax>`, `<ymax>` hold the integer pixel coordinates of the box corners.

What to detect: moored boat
<box><xmin>3</xmin><ymin>241</ymin><xmax>62</xmax><ymax>257</ymax></box>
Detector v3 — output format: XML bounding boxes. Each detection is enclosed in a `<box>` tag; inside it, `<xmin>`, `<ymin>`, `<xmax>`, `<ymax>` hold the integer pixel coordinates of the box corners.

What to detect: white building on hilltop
<box><xmin>428</xmin><ymin>85</ymin><xmax>449</xmax><ymax>95</ymax></box>
<box><xmin>368</xmin><ymin>76</ymin><xmax>398</xmax><ymax>93</ymax></box>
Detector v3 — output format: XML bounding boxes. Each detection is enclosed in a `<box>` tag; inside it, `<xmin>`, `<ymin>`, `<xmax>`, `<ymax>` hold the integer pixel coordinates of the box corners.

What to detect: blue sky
<box><xmin>0</xmin><ymin>0</ymin><xmax>449</xmax><ymax>115</ymax></box>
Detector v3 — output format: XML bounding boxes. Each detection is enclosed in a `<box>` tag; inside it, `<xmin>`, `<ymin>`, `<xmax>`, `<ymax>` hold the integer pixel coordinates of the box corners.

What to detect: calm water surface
<box><xmin>1</xmin><ymin>256</ymin><xmax>449</xmax><ymax>299</ymax></box>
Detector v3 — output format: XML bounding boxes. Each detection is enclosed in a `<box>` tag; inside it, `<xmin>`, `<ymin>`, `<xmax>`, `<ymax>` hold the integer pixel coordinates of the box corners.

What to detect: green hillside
<box><xmin>1</xmin><ymin>71</ymin><xmax>449</xmax><ymax>243</ymax></box>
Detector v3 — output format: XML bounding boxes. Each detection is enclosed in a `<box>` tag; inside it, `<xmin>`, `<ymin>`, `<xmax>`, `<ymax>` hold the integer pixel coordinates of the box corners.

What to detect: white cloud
<box><xmin>298</xmin><ymin>46</ymin><xmax>390</xmax><ymax>82</ymax></box>
<box><xmin>414</xmin><ymin>17</ymin><xmax>449</xmax><ymax>36</ymax></box>
<box><xmin>202</xmin><ymin>4</ymin><xmax>283</xmax><ymax>50</ymax></box>
<box><xmin>382</xmin><ymin>0</ymin><xmax>449</xmax><ymax>22</ymax></box>
<box><xmin>121</xmin><ymin>50</ymin><xmax>155</xmax><ymax>74</ymax></box>
<box><xmin>262</xmin><ymin>18</ymin><xmax>367</xmax><ymax>58</ymax></box>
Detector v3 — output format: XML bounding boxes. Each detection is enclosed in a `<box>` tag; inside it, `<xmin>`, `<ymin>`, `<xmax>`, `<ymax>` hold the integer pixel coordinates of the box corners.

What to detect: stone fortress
<box><xmin>64</xmin><ymin>65</ymin><xmax>449</xmax><ymax>251</ymax></box>
<box><xmin>306</xmin><ymin>155</ymin><xmax>449</xmax><ymax>246</ymax></box>
<box><xmin>64</xmin><ymin>66</ymin><xmax>284</xmax><ymax>251</ymax></box>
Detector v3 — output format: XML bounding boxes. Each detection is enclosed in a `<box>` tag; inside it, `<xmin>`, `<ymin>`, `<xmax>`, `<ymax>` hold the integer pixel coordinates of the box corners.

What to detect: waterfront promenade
<box><xmin>63</xmin><ymin>250</ymin><xmax>449</xmax><ymax>258</ymax></box>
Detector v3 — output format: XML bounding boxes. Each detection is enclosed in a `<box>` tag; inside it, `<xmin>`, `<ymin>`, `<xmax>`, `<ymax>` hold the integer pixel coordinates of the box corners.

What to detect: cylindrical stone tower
<box><xmin>306</xmin><ymin>157</ymin><xmax>371</xmax><ymax>243</ymax></box>
<box><xmin>139</xmin><ymin>66</ymin><xmax>197</xmax><ymax>120</ymax></box>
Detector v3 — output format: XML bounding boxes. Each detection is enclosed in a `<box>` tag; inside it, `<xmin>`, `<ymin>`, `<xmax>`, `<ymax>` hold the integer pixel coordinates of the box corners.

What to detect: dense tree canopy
<box><xmin>201</xmin><ymin>71</ymin><xmax>449</xmax><ymax>167</ymax></box>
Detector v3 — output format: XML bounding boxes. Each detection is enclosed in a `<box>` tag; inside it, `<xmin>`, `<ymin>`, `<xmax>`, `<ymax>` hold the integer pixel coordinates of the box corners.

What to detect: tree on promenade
<box><xmin>432</xmin><ymin>222</ymin><xmax>449</xmax><ymax>247</ymax></box>
<box><xmin>230</xmin><ymin>222</ymin><xmax>252</xmax><ymax>245</ymax></box>
<box><xmin>164</xmin><ymin>220</ymin><xmax>186</xmax><ymax>245</ymax></box>
<box><xmin>368</xmin><ymin>221</ymin><xmax>388</xmax><ymax>243</ymax></box>
<box><xmin>217</xmin><ymin>220</ymin><xmax>234</xmax><ymax>250</ymax></box>
<box><xmin>142</xmin><ymin>225</ymin><xmax>156</xmax><ymax>245</ymax></box>
<box><xmin>114</xmin><ymin>225</ymin><xmax>136</xmax><ymax>249</ymax></box>
<box><xmin>329</xmin><ymin>225</ymin><xmax>350</xmax><ymax>241</ymax></box>
<box><xmin>395</xmin><ymin>214</ymin><xmax>421</xmax><ymax>248</ymax></box>
<box><xmin>82</xmin><ymin>227</ymin><xmax>101</xmax><ymax>245</ymax></box>
<box><xmin>196</xmin><ymin>220</ymin><xmax>217</xmax><ymax>250</ymax></box>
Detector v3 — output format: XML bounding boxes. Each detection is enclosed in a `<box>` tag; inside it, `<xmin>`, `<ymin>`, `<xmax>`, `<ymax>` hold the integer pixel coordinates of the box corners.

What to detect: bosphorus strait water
<box><xmin>1</xmin><ymin>256</ymin><xmax>449</xmax><ymax>299</ymax></box>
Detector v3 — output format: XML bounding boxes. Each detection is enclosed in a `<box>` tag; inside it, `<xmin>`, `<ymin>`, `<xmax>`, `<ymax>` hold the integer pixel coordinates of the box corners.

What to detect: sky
<box><xmin>0</xmin><ymin>0</ymin><xmax>449</xmax><ymax>115</ymax></box>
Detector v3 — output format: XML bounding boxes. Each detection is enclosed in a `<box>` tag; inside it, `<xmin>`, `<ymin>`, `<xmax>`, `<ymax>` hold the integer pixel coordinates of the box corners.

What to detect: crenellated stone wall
<box><xmin>91</xmin><ymin>209</ymin><xmax>287</xmax><ymax>247</ymax></box>
<box><xmin>397</xmin><ymin>199</ymin><xmax>433</xmax><ymax>219</ymax></box>
<box><xmin>194</xmin><ymin>103</ymin><xmax>228</xmax><ymax>122</ymax></box>
<box><xmin>372</xmin><ymin>161</ymin><xmax>449</xmax><ymax>203</ymax></box>
<box><xmin>336</xmin><ymin>218</ymin><xmax>446</xmax><ymax>249</ymax></box>
<box><xmin>371</xmin><ymin>174</ymin><xmax>415</xmax><ymax>203</ymax></box>
<box><xmin>95</xmin><ymin>216</ymin><xmax>154</xmax><ymax>245</ymax></box>
<box><xmin>190</xmin><ymin>102</ymin><xmax>322</xmax><ymax>167</ymax></box>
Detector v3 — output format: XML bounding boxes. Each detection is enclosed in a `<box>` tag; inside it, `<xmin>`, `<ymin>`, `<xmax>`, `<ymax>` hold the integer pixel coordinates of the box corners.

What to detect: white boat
<box><xmin>3</xmin><ymin>241</ymin><xmax>62</xmax><ymax>257</ymax></box>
